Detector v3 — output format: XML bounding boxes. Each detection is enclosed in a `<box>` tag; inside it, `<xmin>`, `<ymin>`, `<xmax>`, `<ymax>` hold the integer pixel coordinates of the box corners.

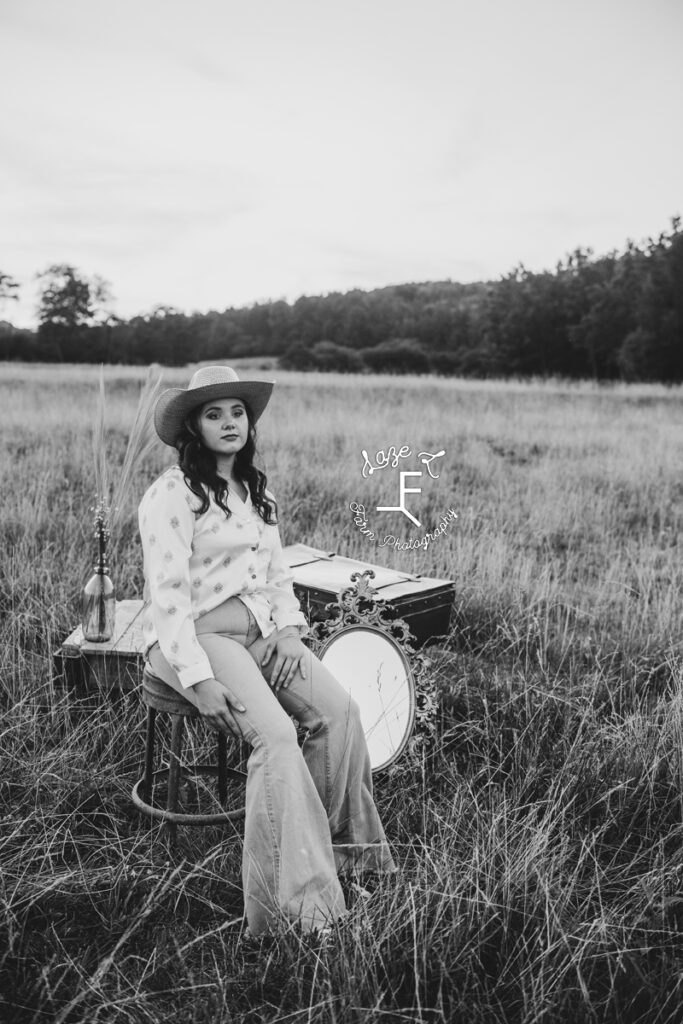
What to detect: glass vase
<box><xmin>82</xmin><ymin>567</ymin><xmax>116</xmax><ymax>642</ymax></box>
<box><xmin>83</xmin><ymin>499</ymin><xmax>116</xmax><ymax>643</ymax></box>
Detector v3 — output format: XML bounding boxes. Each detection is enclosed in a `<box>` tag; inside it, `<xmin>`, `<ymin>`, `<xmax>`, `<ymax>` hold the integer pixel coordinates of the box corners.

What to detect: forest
<box><xmin>1</xmin><ymin>217</ymin><xmax>681</xmax><ymax>380</ymax></box>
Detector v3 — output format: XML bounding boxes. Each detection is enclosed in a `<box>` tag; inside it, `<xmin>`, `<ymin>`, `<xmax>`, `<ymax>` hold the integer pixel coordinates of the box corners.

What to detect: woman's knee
<box><xmin>348</xmin><ymin>696</ymin><xmax>362</xmax><ymax>729</ymax></box>
<box><xmin>253</xmin><ymin>711</ymin><xmax>300</xmax><ymax>754</ymax></box>
<box><xmin>341</xmin><ymin>695</ymin><xmax>363</xmax><ymax>736</ymax></box>
<box><xmin>314</xmin><ymin>694</ymin><xmax>364</xmax><ymax>739</ymax></box>
<box><xmin>328</xmin><ymin>684</ymin><xmax>363</xmax><ymax>728</ymax></box>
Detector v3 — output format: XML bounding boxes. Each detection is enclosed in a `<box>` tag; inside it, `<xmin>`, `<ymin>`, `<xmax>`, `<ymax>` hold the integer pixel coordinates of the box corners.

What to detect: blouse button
<box><xmin>251</xmin><ymin>545</ymin><xmax>257</xmax><ymax>551</ymax></box>
<box><xmin>251</xmin><ymin>574</ymin><xmax>257</xmax><ymax>580</ymax></box>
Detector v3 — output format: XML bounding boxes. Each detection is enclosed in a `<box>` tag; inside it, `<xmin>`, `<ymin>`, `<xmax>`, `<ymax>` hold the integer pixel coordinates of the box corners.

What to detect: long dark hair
<box><xmin>176</xmin><ymin>401</ymin><xmax>277</xmax><ymax>524</ymax></box>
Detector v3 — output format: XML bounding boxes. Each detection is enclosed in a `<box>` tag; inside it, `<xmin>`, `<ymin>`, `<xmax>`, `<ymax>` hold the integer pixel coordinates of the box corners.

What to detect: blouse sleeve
<box><xmin>138</xmin><ymin>478</ymin><xmax>214</xmax><ymax>688</ymax></box>
<box><xmin>262</xmin><ymin>519</ymin><xmax>309</xmax><ymax>635</ymax></box>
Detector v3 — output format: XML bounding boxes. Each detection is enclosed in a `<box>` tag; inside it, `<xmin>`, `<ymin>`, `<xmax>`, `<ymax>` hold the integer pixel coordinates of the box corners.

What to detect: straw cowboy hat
<box><xmin>154</xmin><ymin>365</ymin><xmax>275</xmax><ymax>447</ymax></box>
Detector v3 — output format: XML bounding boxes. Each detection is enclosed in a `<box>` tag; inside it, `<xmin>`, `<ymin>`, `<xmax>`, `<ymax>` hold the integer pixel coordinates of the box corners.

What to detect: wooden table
<box><xmin>55</xmin><ymin>599</ymin><xmax>146</xmax><ymax>694</ymax></box>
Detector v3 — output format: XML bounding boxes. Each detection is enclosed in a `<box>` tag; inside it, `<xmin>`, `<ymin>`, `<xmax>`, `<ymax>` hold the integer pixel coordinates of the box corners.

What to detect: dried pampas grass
<box><xmin>90</xmin><ymin>364</ymin><xmax>164</xmax><ymax>556</ymax></box>
<box><xmin>109</xmin><ymin>366</ymin><xmax>165</xmax><ymax>538</ymax></box>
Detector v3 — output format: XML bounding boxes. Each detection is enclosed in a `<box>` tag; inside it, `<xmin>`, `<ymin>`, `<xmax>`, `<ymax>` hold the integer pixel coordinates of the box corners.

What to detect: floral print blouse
<box><xmin>138</xmin><ymin>465</ymin><xmax>308</xmax><ymax>688</ymax></box>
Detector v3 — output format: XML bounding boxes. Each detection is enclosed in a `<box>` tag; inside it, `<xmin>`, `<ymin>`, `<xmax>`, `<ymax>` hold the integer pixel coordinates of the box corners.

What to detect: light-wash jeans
<box><xmin>147</xmin><ymin>596</ymin><xmax>396</xmax><ymax>935</ymax></box>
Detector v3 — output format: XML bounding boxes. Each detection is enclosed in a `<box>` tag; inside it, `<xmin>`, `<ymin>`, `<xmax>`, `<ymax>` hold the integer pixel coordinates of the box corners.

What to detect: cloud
<box><xmin>2</xmin><ymin>0</ymin><xmax>682</xmax><ymax>329</ymax></box>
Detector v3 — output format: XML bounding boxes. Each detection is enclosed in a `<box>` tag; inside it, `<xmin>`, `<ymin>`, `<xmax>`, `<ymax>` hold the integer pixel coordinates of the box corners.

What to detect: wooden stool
<box><xmin>131</xmin><ymin>667</ymin><xmax>247</xmax><ymax>844</ymax></box>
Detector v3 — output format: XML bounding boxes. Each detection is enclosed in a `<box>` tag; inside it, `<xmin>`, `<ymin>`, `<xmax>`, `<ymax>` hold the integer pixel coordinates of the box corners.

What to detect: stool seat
<box><xmin>141</xmin><ymin>670</ymin><xmax>202</xmax><ymax>715</ymax></box>
<box><xmin>131</xmin><ymin>667</ymin><xmax>247</xmax><ymax>841</ymax></box>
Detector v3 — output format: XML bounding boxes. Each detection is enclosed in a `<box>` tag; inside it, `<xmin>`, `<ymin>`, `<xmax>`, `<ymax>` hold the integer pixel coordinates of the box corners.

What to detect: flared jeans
<box><xmin>147</xmin><ymin>597</ymin><xmax>396</xmax><ymax>935</ymax></box>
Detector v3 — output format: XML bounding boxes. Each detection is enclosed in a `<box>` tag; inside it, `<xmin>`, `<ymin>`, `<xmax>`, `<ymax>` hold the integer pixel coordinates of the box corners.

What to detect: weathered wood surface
<box><xmin>55</xmin><ymin>599</ymin><xmax>147</xmax><ymax>693</ymax></box>
<box><xmin>59</xmin><ymin>599</ymin><xmax>146</xmax><ymax>657</ymax></box>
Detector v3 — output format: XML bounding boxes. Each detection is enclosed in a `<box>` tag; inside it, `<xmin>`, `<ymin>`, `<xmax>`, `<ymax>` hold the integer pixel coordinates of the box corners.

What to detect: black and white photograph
<box><xmin>1</xmin><ymin>0</ymin><xmax>682</xmax><ymax>1021</ymax></box>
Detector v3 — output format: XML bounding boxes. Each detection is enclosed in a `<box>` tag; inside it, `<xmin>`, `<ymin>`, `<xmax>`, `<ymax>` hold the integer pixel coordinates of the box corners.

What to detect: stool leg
<box><xmin>142</xmin><ymin>706</ymin><xmax>157</xmax><ymax>804</ymax></box>
<box><xmin>166</xmin><ymin>713</ymin><xmax>185</xmax><ymax>847</ymax></box>
<box><xmin>217</xmin><ymin>732</ymin><xmax>227</xmax><ymax>804</ymax></box>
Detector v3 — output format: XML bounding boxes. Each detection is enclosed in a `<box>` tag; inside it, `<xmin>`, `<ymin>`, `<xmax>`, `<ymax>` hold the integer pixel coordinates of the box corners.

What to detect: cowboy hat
<box><xmin>154</xmin><ymin>365</ymin><xmax>275</xmax><ymax>447</ymax></box>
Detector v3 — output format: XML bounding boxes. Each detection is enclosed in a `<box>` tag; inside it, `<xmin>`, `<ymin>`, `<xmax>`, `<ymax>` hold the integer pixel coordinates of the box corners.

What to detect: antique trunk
<box><xmin>283</xmin><ymin>543</ymin><xmax>454</xmax><ymax>647</ymax></box>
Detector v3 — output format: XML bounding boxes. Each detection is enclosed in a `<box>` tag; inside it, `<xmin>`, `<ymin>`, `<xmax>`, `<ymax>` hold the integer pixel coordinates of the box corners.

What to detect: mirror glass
<box><xmin>320</xmin><ymin>626</ymin><xmax>415</xmax><ymax>772</ymax></box>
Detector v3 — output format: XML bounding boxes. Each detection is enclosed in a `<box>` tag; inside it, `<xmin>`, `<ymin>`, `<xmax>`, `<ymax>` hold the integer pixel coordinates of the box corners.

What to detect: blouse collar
<box><xmin>226</xmin><ymin>481</ymin><xmax>252</xmax><ymax>516</ymax></box>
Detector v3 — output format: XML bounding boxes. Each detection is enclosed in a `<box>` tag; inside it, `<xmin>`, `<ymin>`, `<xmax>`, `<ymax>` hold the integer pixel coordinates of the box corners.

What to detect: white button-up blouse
<box><xmin>138</xmin><ymin>464</ymin><xmax>308</xmax><ymax>688</ymax></box>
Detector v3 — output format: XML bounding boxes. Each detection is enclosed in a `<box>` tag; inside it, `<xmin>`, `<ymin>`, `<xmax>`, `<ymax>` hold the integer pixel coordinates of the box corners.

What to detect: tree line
<box><xmin>1</xmin><ymin>218</ymin><xmax>681</xmax><ymax>380</ymax></box>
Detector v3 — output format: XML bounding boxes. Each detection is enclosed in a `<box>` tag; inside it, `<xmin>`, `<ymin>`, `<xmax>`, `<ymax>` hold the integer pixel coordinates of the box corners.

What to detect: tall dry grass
<box><xmin>2</xmin><ymin>362</ymin><xmax>683</xmax><ymax>1022</ymax></box>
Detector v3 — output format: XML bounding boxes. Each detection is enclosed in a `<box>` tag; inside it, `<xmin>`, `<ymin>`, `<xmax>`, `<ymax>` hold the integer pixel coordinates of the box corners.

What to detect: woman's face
<box><xmin>196</xmin><ymin>397</ymin><xmax>250</xmax><ymax>457</ymax></box>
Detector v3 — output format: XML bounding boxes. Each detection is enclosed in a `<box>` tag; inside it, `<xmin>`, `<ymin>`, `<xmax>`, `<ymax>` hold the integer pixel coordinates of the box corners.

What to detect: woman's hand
<box><xmin>192</xmin><ymin>677</ymin><xmax>246</xmax><ymax>736</ymax></box>
<box><xmin>262</xmin><ymin>629</ymin><xmax>308</xmax><ymax>692</ymax></box>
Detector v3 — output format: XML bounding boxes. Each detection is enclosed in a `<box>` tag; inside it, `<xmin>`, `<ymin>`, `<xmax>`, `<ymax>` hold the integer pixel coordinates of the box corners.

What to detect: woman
<box><xmin>138</xmin><ymin>365</ymin><xmax>395</xmax><ymax>937</ymax></box>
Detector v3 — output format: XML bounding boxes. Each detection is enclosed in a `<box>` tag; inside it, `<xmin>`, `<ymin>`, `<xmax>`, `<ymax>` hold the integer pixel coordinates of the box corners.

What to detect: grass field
<box><xmin>3</xmin><ymin>362</ymin><xmax>683</xmax><ymax>1023</ymax></box>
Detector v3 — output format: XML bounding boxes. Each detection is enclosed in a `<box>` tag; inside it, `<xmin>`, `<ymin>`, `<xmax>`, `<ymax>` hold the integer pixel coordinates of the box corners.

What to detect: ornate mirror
<box><xmin>308</xmin><ymin>570</ymin><xmax>437</xmax><ymax>773</ymax></box>
<box><xmin>319</xmin><ymin>626</ymin><xmax>415</xmax><ymax>772</ymax></box>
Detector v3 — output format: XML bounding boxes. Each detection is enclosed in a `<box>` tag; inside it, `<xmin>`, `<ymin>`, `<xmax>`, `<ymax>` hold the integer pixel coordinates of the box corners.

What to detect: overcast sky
<box><xmin>2</xmin><ymin>0</ymin><xmax>681</xmax><ymax>328</ymax></box>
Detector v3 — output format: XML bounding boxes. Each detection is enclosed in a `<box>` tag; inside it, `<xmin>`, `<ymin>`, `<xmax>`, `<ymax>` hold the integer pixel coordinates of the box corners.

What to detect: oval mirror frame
<box><xmin>307</xmin><ymin>569</ymin><xmax>438</xmax><ymax>774</ymax></box>
<box><xmin>319</xmin><ymin>624</ymin><xmax>416</xmax><ymax>773</ymax></box>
